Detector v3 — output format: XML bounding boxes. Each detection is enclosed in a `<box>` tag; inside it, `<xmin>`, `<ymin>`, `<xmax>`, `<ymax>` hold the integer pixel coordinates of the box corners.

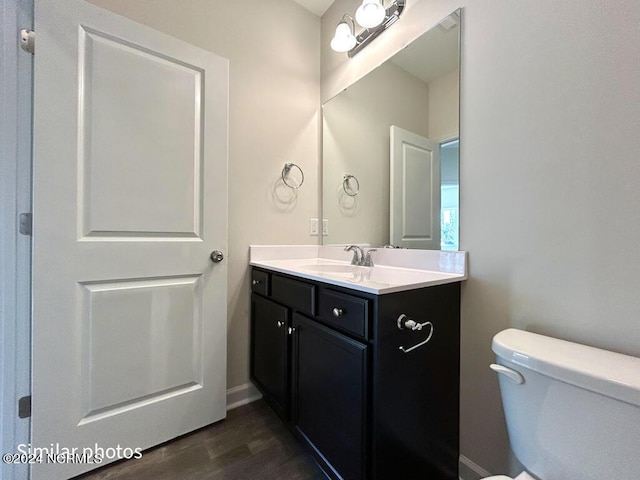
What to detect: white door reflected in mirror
<box><xmin>390</xmin><ymin>126</ymin><xmax>440</xmax><ymax>250</ymax></box>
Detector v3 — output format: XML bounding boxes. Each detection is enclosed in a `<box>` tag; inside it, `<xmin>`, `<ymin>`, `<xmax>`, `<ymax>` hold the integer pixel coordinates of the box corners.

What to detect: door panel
<box><xmin>80</xmin><ymin>276</ymin><xmax>202</xmax><ymax>418</ymax></box>
<box><xmin>390</xmin><ymin>125</ymin><xmax>440</xmax><ymax>249</ymax></box>
<box><xmin>79</xmin><ymin>27</ymin><xmax>203</xmax><ymax>238</ymax></box>
<box><xmin>32</xmin><ymin>1</ymin><xmax>229</xmax><ymax>478</ymax></box>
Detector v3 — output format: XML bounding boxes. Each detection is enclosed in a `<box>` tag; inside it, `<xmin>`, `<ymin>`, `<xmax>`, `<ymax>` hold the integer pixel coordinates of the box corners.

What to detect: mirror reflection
<box><xmin>322</xmin><ymin>10</ymin><xmax>460</xmax><ymax>250</ymax></box>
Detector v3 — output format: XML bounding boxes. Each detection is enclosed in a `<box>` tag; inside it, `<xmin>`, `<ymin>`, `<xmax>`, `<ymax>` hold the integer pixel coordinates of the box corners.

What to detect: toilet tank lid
<box><xmin>492</xmin><ymin>329</ymin><xmax>640</xmax><ymax>407</ymax></box>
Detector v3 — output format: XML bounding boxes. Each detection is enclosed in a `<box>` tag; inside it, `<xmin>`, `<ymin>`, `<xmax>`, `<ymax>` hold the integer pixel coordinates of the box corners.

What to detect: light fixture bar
<box><xmin>348</xmin><ymin>0</ymin><xmax>406</xmax><ymax>58</ymax></box>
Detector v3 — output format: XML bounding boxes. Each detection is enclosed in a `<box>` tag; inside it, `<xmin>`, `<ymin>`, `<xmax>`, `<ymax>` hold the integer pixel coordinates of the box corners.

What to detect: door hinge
<box><xmin>20</xmin><ymin>29</ymin><xmax>35</xmax><ymax>54</ymax></box>
<box><xmin>18</xmin><ymin>396</ymin><xmax>31</xmax><ymax>419</ymax></box>
<box><xmin>19</xmin><ymin>213</ymin><xmax>32</xmax><ymax>235</ymax></box>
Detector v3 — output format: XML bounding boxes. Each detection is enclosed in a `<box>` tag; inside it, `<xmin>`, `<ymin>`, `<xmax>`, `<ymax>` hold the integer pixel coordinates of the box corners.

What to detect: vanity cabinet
<box><xmin>250</xmin><ymin>294</ymin><xmax>289</xmax><ymax>419</ymax></box>
<box><xmin>250</xmin><ymin>267</ymin><xmax>461</xmax><ymax>480</ymax></box>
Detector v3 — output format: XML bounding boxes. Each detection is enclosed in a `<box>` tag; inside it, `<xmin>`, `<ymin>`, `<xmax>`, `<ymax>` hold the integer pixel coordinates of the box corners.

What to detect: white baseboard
<box><xmin>226</xmin><ymin>382</ymin><xmax>262</xmax><ymax>410</ymax></box>
<box><xmin>459</xmin><ymin>454</ymin><xmax>492</xmax><ymax>480</ymax></box>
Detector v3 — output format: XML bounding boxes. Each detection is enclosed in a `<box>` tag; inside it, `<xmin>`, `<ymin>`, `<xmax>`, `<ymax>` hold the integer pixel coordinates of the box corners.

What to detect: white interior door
<box><xmin>32</xmin><ymin>1</ymin><xmax>228</xmax><ymax>478</ymax></box>
<box><xmin>390</xmin><ymin>126</ymin><xmax>441</xmax><ymax>249</ymax></box>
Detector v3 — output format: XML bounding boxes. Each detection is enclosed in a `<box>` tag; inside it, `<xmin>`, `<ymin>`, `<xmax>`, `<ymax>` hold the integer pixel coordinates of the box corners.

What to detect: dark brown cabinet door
<box><xmin>292</xmin><ymin>313</ymin><xmax>368</xmax><ymax>480</ymax></box>
<box><xmin>251</xmin><ymin>294</ymin><xmax>289</xmax><ymax>418</ymax></box>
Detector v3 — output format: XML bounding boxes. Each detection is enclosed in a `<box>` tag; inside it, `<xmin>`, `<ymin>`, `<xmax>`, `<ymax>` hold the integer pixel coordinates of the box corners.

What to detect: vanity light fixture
<box><xmin>330</xmin><ymin>15</ymin><xmax>357</xmax><ymax>53</ymax></box>
<box><xmin>330</xmin><ymin>0</ymin><xmax>406</xmax><ymax>58</ymax></box>
<box><xmin>355</xmin><ymin>0</ymin><xmax>386</xmax><ymax>28</ymax></box>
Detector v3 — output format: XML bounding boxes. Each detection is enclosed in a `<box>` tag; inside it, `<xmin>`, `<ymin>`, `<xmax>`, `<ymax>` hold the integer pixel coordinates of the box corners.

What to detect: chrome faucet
<box><xmin>344</xmin><ymin>246</ymin><xmax>376</xmax><ymax>267</ymax></box>
<box><xmin>344</xmin><ymin>245</ymin><xmax>364</xmax><ymax>265</ymax></box>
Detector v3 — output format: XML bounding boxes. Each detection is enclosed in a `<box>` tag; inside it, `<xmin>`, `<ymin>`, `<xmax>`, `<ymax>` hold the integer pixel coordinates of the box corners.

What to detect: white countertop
<box><xmin>249</xmin><ymin>245</ymin><xmax>467</xmax><ymax>294</ymax></box>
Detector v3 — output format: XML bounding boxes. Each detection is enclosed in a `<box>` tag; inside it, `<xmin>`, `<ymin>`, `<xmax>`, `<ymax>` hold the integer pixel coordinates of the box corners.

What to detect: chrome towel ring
<box><xmin>397</xmin><ymin>314</ymin><xmax>435</xmax><ymax>354</ymax></box>
<box><xmin>343</xmin><ymin>174</ymin><xmax>359</xmax><ymax>196</ymax></box>
<box><xmin>282</xmin><ymin>162</ymin><xmax>304</xmax><ymax>189</ymax></box>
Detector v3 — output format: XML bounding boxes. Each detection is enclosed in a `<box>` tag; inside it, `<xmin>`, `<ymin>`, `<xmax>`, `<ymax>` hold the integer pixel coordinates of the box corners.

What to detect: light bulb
<box><xmin>355</xmin><ymin>0</ymin><xmax>386</xmax><ymax>29</ymax></box>
<box><xmin>330</xmin><ymin>22</ymin><xmax>357</xmax><ymax>53</ymax></box>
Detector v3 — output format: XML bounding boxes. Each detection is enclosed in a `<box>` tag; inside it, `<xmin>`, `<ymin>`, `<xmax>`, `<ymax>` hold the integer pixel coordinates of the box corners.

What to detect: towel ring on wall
<box><xmin>282</xmin><ymin>163</ymin><xmax>304</xmax><ymax>189</ymax></box>
<box><xmin>343</xmin><ymin>174</ymin><xmax>359</xmax><ymax>196</ymax></box>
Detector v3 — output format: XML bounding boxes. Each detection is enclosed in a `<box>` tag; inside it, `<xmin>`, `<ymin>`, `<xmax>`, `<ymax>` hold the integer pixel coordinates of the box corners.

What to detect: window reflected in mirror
<box><xmin>440</xmin><ymin>139</ymin><xmax>459</xmax><ymax>251</ymax></box>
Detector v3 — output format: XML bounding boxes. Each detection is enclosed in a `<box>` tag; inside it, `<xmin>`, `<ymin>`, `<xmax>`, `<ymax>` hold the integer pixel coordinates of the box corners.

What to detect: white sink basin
<box><xmin>299</xmin><ymin>263</ymin><xmax>455</xmax><ymax>286</ymax></box>
<box><xmin>300</xmin><ymin>264</ymin><xmax>368</xmax><ymax>274</ymax></box>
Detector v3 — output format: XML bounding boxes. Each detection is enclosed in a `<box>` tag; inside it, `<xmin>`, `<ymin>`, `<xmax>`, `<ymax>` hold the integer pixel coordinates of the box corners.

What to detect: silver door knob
<box><xmin>332</xmin><ymin>308</ymin><xmax>343</xmax><ymax>317</ymax></box>
<box><xmin>210</xmin><ymin>250</ymin><xmax>224</xmax><ymax>263</ymax></box>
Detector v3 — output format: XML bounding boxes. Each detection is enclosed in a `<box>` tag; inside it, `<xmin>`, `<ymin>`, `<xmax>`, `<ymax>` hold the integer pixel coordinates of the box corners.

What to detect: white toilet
<box><xmin>483</xmin><ymin>328</ymin><xmax>640</xmax><ymax>480</ymax></box>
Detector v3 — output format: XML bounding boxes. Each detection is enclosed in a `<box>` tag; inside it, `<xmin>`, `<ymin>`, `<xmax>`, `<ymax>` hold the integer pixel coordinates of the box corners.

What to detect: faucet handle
<box><xmin>364</xmin><ymin>249</ymin><xmax>376</xmax><ymax>267</ymax></box>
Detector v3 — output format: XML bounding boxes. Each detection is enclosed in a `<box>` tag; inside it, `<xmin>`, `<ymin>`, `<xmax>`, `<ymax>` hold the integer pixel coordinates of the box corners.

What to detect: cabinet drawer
<box><xmin>271</xmin><ymin>274</ymin><xmax>315</xmax><ymax>316</ymax></box>
<box><xmin>318</xmin><ymin>289</ymin><xmax>369</xmax><ymax>338</ymax></box>
<box><xmin>251</xmin><ymin>269</ymin><xmax>269</xmax><ymax>296</ymax></box>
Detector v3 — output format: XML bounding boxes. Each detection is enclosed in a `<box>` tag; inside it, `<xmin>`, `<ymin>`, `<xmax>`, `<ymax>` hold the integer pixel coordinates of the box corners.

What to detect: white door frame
<box><xmin>1</xmin><ymin>0</ymin><xmax>33</xmax><ymax>479</ymax></box>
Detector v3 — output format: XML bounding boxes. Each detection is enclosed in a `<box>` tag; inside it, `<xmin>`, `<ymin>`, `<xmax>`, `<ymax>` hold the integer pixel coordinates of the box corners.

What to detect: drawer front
<box><xmin>318</xmin><ymin>289</ymin><xmax>369</xmax><ymax>338</ymax></box>
<box><xmin>251</xmin><ymin>269</ymin><xmax>269</xmax><ymax>296</ymax></box>
<box><xmin>271</xmin><ymin>274</ymin><xmax>315</xmax><ymax>316</ymax></box>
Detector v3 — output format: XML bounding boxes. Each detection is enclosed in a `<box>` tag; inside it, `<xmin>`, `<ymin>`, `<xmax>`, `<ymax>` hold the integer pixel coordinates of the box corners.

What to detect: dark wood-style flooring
<box><xmin>76</xmin><ymin>400</ymin><xmax>326</xmax><ymax>480</ymax></box>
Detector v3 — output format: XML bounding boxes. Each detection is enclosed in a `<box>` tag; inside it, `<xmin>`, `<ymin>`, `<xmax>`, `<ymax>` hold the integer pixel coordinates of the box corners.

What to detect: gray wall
<box><xmin>428</xmin><ymin>68</ymin><xmax>459</xmax><ymax>140</ymax></box>
<box><xmin>323</xmin><ymin>0</ymin><xmax>640</xmax><ymax>476</ymax></box>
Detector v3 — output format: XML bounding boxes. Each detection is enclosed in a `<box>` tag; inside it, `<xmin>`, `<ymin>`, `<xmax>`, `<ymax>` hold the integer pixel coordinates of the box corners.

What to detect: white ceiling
<box><xmin>293</xmin><ymin>0</ymin><xmax>336</xmax><ymax>17</ymax></box>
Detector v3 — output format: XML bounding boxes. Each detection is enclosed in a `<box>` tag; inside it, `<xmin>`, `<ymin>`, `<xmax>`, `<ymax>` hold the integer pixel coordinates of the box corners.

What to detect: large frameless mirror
<box><xmin>322</xmin><ymin>9</ymin><xmax>460</xmax><ymax>250</ymax></box>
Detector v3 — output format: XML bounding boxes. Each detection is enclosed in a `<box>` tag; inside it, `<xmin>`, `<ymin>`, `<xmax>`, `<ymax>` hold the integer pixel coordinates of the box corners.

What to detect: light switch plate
<box><xmin>309</xmin><ymin>218</ymin><xmax>319</xmax><ymax>236</ymax></box>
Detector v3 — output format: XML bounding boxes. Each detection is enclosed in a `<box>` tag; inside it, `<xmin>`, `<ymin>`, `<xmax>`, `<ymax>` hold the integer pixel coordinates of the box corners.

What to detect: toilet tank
<box><xmin>491</xmin><ymin>329</ymin><xmax>640</xmax><ymax>480</ymax></box>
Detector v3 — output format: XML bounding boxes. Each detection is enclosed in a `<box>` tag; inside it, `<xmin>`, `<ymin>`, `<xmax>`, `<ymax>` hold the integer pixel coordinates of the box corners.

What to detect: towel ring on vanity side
<box><xmin>397</xmin><ymin>314</ymin><xmax>434</xmax><ymax>354</ymax></box>
<box><xmin>343</xmin><ymin>174</ymin><xmax>359</xmax><ymax>196</ymax></box>
<box><xmin>282</xmin><ymin>162</ymin><xmax>304</xmax><ymax>189</ymax></box>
